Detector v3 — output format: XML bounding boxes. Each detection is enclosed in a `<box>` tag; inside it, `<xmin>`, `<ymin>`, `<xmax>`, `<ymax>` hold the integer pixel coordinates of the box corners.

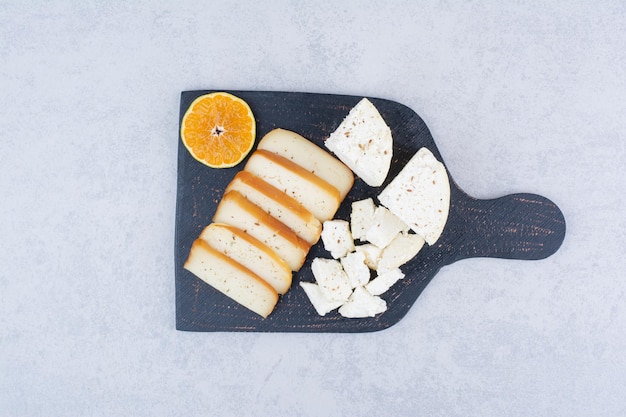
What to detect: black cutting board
<box><xmin>174</xmin><ymin>90</ymin><xmax>566</xmax><ymax>333</ymax></box>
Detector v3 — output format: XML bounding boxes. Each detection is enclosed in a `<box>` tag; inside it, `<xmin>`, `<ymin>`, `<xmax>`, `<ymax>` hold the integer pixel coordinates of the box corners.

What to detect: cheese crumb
<box><xmin>340</xmin><ymin>251</ymin><xmax>371</xmax><ymax>288</ymax></box>
<box><xmin>377</xmin><ymin>232</ymin><xmax>425</xmax><ymax>271</ymax></box>
<box><xmin>338</xmin><ymin>286</ymin><xmax>387</xmax><ymax>318</ymax></box>
<box><xmin>300</xmin><ymin>282</ymin><xmax>343</xmax><ymax>316</ymax></box>
<box><xmin>321</xmin><ymin>219</ymin><xmax>355</xmax><ymax>259</ymax></box>
<box><xmin>355</xmin><ymin>243</ymin><xmax>383</xmax><ymax>270</ymax></box>
<box><xmin>364</xmin><ymin>206</ymin><xmax>408</xmax><ymax>249</ymax></box>
<box><xmin>350</xmin><ymin>198</ymin><xmax>377</xmax><ymax>241</ymax></box>
<box><xmin>311</xmin><ymin>257</ymin><xmax>352</xmax><ymax>302</ymax></box>
<box><xmin>366</xmin><ymin>268</ymin><xmax>405</xmax><ymax>296</ymax></box>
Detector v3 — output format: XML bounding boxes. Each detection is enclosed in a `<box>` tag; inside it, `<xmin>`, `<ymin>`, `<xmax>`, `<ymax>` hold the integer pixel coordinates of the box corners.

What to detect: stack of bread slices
<box><xmin>184</xmin><ymin>128</ymin><xmax>354</xmax><ymax>318</ymax></box>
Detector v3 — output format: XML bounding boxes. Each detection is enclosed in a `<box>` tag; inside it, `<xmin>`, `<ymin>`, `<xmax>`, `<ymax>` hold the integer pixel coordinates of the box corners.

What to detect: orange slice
<box><xmin>180</xmin><ymin>92</ymin><xmax>256</xmax><ymax>168</ymax></box>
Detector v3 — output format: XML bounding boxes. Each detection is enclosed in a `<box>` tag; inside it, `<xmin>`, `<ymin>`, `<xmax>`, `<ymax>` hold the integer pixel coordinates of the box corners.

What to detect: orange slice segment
<box><xmin>180</xmin><ymin>92</ymin><xmax>256</xmax><ymax>168</ymax></box>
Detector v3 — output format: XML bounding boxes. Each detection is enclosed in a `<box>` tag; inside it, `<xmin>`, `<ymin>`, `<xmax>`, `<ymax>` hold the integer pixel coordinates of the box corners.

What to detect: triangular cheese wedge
<box><xmin>378</xmin><ymin>147</ymin><xmax>450</xmax><ymax>245</ymax></box>
<box><xmin>325</xmin><ymin>98</ymin><xmax>392</xmax><ymax>187</ymax></box>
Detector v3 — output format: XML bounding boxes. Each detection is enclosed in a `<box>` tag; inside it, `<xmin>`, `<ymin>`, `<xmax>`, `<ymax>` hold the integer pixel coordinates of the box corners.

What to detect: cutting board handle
<box><xmin>449</xmin><ymin>192</ymin><xmax>566</xmax><ymax>262</ymax></box>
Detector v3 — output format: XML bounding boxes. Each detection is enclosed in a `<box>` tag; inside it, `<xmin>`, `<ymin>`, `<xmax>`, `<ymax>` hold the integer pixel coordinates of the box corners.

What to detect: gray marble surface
<box><xmin>1</xmin><ymin>1</ymin><xmax>625</xmax><ymax>416</ymax></box>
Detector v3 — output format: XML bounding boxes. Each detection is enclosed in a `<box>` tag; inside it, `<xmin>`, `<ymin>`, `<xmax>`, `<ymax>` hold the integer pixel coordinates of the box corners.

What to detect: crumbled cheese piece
<box><xmin>377</xmin><ymin>232</ymin><xmax>425</xmax><ymax>271</ymax></box>
<box><xmin>339</xmin><ymin>286</ymin><xmax>387</xmax><ymax>318</ymax></box>
<box><xmin>366</xmin><ymin>268</ymin><xmax>405</xmax><ymax>296</ymax></box>
<box><xmin>325</xmin><ymin>98</ymin><xmax>393</xmax><ymax>187</ymax></box>
<box><xmin>304</xmin><ymin>162</ymin><xmax>442</xmax><ymax>318</ymax></box>
<box><xmin>311</xmin><ymin>257</ymin><xmax>352</xmax><ymax>302</ymax></box>
<box><xmin>355</xmin><ymin>243</ymin><xmax>383</xmax><ymax>270</ymax></box>
<box><xmin>378</xmin><ymin>147</ymin><xmax>450</xmax><ymax>245</ymax></box>
<box><xmin>300</xmin><ymin>282</ymin><xmax>343</xmax><ymax>316</ymax></box>
<box><xmin>320</xmin><ymin>219</ymin><xmax>355</xmax><ymax>259</ymax></box>
<box><xmin>350</xmin><ymin>198</ymin><xmax>377</xmax><ymax>241</ymax></box>
<box><xmin>340</xmin><ymin>251</ymin><xmax>371</xmax><ymax>288</ymax></box>
<box><xmin>364</xmin><ymin>206</ymin><xmax>408</xmax><ymax>249</ymax></box>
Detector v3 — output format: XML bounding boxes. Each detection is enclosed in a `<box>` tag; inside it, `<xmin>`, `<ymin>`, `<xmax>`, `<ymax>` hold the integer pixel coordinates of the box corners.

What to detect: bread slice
<box><xmin>213</xmin><ymin>190</ymin><xmax>310</xmax><ymax>271</ymax></box>
<box><xmin>225</xmin><ymin>171</ymin><xmax>322</xmax><ymax>245</ymax></box>
<box><xmin>257</xmin><ymin>128</ymin><xmax>354</xmax><ymax>199</ymax></box>
<box><xmin>378</xmin><ymin>147</ymin><xmax>450</xmax><ymax>245</ymax></box>
<box><xmin>199</xmin><ymin>223</ymin><xmax>292</xmax><ymax>294</ymax></box>
<box><xmin>244</xmin><ymin>149</ymin><xmax>341</xmax><ymax>222</ymax></box>
<box><xmin>325</xmin><ymin>98</ymin><xmax>392</xmax><ymax>187</ymax></box>
<box><xmin>184</xmin><ymin>238</ymin><xmax>278</xmax><ymax>318</ymax></box>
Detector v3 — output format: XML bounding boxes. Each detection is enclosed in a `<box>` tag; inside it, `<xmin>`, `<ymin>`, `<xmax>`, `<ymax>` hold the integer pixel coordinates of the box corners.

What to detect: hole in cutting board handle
<box><xmin>443</xmin><ymin>191</ymin><xmax>566</xmax><ymax>263</ymax></box>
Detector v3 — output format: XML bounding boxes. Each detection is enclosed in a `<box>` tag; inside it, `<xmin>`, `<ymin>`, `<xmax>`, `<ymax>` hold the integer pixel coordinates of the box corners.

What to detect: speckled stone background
<box><xmin>1</xmin><ymin>1</ymin><xmax>624</xmax><ymax>416</ymax></box>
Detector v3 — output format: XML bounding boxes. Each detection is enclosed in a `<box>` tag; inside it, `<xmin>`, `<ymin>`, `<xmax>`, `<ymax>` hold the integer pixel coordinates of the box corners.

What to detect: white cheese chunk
<box><xmin>365</xmin><ymin>268</ymin><xmax>405</xmax><ymax>296</ymax></box>
<box><xmin>377</xmin><ymin>232</ymin><xmax>425</xmax><ymax>271</ymax></box>
<box><xmin>311</xmin><ymin>257</ymin><xmax>352</xmax><ymax>302</ymax></box>
<box><xmin>364</xmin><ymin>206</ymin><xmax>408</xmax><ymax>249</ymax></box>
<box><xmin>320</xmin><ymin>219</ymin><xmax>355</xmax><ymax>259</ymax></box>
<box><xmin>325</xmin><ymin>98</ymin><xmax>392</xmax><ymax>187</ymax></box>
<box><xmin>340</xmin><ymin>251</ymin><xmax>371</xmax><ymax>288</ymax></box>
<box><xmin>300</xmin><ymin>282</ymin><xmax>343</xmax><ymax>316</ymax></box>
<box><xmin>338</xmin><ymin>286</ymin><xmax>387</xmax><ymax>318</ymax></box>
<box><xmin>378</xmin><ymin>147</ymin><xmax>450</xmax><ymax>245</ymax></box>
<box><xmin>350</xmin><ymin>198</ymin><xmax>377</xmax><ymax>241</ymax></box>
<box><xmin>354</xmin><ymin>244</ymin><xmax>383</xmax><ymax>270</ymax></box>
